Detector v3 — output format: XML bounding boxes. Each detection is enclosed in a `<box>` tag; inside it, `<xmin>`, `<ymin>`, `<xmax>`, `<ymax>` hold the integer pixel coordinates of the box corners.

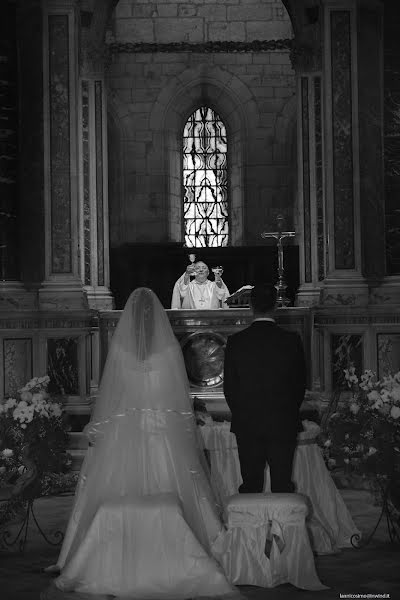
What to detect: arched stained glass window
<box><xmin>183</xmin><ymin>107</ymin><xmax>228</xmax><ymax>247</ymax></box>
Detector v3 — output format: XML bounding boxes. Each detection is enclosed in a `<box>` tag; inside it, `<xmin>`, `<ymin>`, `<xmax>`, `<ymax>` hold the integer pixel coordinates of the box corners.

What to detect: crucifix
<box><xmin>261</xmin><ymin>214</ymin><xmax>296</xmax><ymax>307</ymax></box>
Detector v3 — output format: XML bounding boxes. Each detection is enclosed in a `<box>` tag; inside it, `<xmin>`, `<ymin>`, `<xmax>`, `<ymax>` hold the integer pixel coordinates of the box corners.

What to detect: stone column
<box><xmin>288</xmin><ymin>3</ymin><xmax>325</xmax><ymax>307</ymax></box>
<box><xmin>320</xmin><ymin>0</ymin><xmax>384</xmax><ymax>306</ymax></box>
<box><xmin>293</xmin><ymin>0</ymin><xmax>385</xmax><ymax>307</ymax></box>
<box><xmin>39</xmin><ymin>0</ymin><xmax>87</xmax><ymax>310</ymax></box>
<box><xmin>78</xmin><ymin>3</ymin><xmax>114</xmax><ymax>310</ymax></box>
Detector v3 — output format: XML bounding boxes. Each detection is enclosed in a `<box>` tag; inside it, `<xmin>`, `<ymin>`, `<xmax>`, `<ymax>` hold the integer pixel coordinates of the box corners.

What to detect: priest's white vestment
<box><xmin>171</xmin><ymin>276</ymin><xmax>229</xmax><ymax>309</ymax></box>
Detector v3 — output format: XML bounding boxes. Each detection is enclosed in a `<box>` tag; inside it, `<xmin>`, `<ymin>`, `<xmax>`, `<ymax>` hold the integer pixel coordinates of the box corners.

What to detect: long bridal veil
<box><xmin>47</xmin><ymin>288</ymin><xmax>238</xmax><ymax>599</ymax></box>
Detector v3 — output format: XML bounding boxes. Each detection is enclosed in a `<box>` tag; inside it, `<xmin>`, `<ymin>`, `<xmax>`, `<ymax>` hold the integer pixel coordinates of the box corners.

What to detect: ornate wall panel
<box><xmin>384</xmin><ymin>6</ymin><xmax>400</xmax><ymax>274</ymax></box>
<box><xmin>82</xmin><ymin>80</ymin><xmax>91</xmax><ymax>286</ymax></box>
<box><xmin>3</xmin><ymin>339</ymin><xmax>32</xmax><ymax>397</ymax></box>
<box><xmin>301</xmin><ymin>77</ymin><xmax>311</xmax><ymax>283</ymax></box>
<box><xmin>377</xmin><ymin>333</ymin><xmax>400</xmax><ymax>378</ymax></box>
<box><xmin>47</xmin><ymin>337</ymin><xmax>79</xmax><ymax>395</ymax></box>
<box><xmin>330</xmin><ymin>333</ymin><xmax>362</xmax><ymax>389</ymax></box>
<box><xmin>314</xmin><ymin>76</ymin><xmax>324</xmax><ymax>281</ymax></box>
<box><xmin>48</xmin><ymin>15</ymin><xmax>72</xmax><ymax>274</ymax></box>
<box><xmin>0</xmin><ymin>2</ymin><xmax>18</xmax><ymax>280</ymax></box>
<box><xmin>330</xmin><ymin>10</ymin><xmax>355</xmax><ymax>270</ymax></box>
<box><xmin>95</xmin><ymin>81</ymin><xmax>105</xmax><ymax>286</ymax></box>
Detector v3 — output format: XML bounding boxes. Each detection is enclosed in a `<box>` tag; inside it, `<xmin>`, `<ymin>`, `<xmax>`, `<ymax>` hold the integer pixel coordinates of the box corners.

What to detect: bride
<box><xmin>42</xmin><ymin>288</ymin><xmax>239</xmax><ymax>600</ymax></box>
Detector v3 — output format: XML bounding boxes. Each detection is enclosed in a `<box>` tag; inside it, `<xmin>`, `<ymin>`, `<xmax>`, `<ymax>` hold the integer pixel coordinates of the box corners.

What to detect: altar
<box><xmin>99</xmin><ymin>307</ymin><xmax>311</xmax><ymax>416</ymax></box>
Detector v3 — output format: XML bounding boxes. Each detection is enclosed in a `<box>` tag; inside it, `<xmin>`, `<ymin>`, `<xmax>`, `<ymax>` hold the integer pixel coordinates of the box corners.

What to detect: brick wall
<box><xmin>107</xmin><ymin>1</ymin><xmax>296</xmax><ymax>246</ymax></box>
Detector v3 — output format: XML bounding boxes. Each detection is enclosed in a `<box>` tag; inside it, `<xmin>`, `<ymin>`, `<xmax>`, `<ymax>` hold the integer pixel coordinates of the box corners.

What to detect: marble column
<box><xmin>293</xmin><ymin>0</ymin><xmax>386</xmax><ymax>307</ymax></box>
<box><xmin>77</xmin><ymin>3</ymin><xmax>114</xmax><ymax>310</ymax></box>
<box><xmin>79</xmin><ymin>74</ymin><xmax>113</xmax><ymax>309</ymax></box>
<box><xmin>0</xmin><ymin>2</ymin><xmax>19</xmax><ymax>283</ymax></box>
<box><xmin>289</xmin><ymin>2</ymin><xmax>325</xmax><ymax>307</ymax></box>
<box><xmin>296</xmin><ymin>72</ymin><xmax>325</xmax><ymax>306</ymax></box>
<box><xmin>39</xmin><ymin>0</ymin><xmax>87</xmax><ymax>310</ymax></box>
<box><xmin>319</xmin><ymin>0</ymin><xmax>384</xmax><ymax>306</ymax></box>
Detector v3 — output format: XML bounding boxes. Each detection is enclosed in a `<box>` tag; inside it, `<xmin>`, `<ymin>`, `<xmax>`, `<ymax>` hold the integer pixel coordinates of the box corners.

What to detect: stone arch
<box><xmin>150</xmin><ymin>65</ymin><xmax>260</xmax><ymax>246</ymax></box>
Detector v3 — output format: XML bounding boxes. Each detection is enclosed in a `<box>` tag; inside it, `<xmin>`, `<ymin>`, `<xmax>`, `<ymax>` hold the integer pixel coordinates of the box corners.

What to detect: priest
<box><xmin>171</xmin><ymin>261</ymin><xmax>229</xmax><ymax>309</ymax></box>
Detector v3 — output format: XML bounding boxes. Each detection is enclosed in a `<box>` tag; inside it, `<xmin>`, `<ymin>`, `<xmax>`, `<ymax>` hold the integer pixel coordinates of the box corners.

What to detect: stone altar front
<box><xmin>99</xmin><ymin>307</ymin><xmax>311</xmax><ymax>416</ymax></box>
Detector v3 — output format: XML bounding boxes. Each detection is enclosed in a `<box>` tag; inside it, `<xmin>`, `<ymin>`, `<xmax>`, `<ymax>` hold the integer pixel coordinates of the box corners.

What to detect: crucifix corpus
<box><xmin>261</xmin><ymin>214</ymin><xmax>296</xmax><ymax>307</ymax></box>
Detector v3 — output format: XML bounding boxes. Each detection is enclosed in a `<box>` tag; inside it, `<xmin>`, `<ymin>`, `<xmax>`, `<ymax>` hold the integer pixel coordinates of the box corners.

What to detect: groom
<box><xmin>223</xmin><ymin>283</ymin><xmax>307</xmax><ymax>493</ymax></box>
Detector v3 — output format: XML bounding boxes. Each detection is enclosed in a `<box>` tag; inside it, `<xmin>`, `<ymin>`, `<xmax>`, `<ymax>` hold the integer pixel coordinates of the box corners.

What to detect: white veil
<box><xmin>89</xmin><ymin>286</ymin><xmax>193</xmax><ymax>427</ymax></box>
<box><xmin>56</xmin><ymin>288</ymin><xmax>225</xmax><ymax>572</ymax></box>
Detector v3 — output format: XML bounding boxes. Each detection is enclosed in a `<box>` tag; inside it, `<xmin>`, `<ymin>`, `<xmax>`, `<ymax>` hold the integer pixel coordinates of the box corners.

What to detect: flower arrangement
<box><xmin>0</xmin><ymin>376</ymin><xmax>73</xmax><ymax>503</ymax></box>
<box><xmin>323</xmin><ymin>368</ymin><xmax>400</xmax><ymax>486</ymax></box>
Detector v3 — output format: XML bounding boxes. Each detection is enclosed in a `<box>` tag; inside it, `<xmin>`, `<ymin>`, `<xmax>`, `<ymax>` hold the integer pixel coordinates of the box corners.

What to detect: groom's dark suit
<box><xmin>223</xmin><ymin>319</ymin><xmax>307</xmax><ymax>493</ymax></box>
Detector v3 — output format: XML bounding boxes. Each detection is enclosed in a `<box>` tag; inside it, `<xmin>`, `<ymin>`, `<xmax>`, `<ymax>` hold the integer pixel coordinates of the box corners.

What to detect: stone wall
<box><xmin>107</xmin><ymin>0</ymin><xmax>296</xmax><ymax>247</ymax></box>
<box><xmin>113</xmin><ymin>0</ymin><xmax>292</xmax><ymax>43</ymax></box>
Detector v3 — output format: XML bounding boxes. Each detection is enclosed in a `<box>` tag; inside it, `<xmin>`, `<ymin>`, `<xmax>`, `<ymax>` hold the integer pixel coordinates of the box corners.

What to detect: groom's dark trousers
<box><xmin>223</xmin><ymin>320</ymin><xmax>307</xmax><ymax>493</ymax></box>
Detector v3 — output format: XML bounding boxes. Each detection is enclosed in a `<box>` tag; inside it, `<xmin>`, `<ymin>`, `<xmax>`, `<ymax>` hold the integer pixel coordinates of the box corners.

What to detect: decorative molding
<box><xmin>0</xmin><ymin>312</ymin><xmax>97</xmax><ymax>330</ymax></box>
<box><xmin>314</xmin><ymin>315</ymin><xmax>400</xmax><ymax>326</ymax></box>
<box><xmin>107</xmin><ymin>38</ymin><xmax>293</xmax><ymax>55</ymax></box>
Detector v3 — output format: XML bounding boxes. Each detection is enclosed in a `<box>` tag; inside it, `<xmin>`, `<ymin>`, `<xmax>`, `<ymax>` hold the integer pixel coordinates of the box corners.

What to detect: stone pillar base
<box><xmin>0</xmin><ymin>282</ymin><xmax>37</xmax><ymax>310</ymax></box>
<box><xmin>295</xmin><ymin>285</ymin><xmax>322</xmax><ymax>307</ymax></box>
<box><xmin>84</xmin><ymin>287</ymin><xmax>114</xmax><ymax>310</ymax></box>
<box><xmin>38</xmin><ymin>280</ymin><xmax>89</xmax><ymax>311</ymax></box>
<box><xmin>368</xmin><ymin>276</ymin><xmax>400</xmax><ymax>306</ymax></box>
<box><xmin>320</xmin><ymin>277</ymin><xmax>369</xmax><ymax>307</ymax></box>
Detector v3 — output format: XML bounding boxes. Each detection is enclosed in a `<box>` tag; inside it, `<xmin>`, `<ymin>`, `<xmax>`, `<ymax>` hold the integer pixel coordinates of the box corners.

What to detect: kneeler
<box><xmin>211</xmin><ymin>493</ymin><xmax>328</xmax><ymax>590</ymax></box>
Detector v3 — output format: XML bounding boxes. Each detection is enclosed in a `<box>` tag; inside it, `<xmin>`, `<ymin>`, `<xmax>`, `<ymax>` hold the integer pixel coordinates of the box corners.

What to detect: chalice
<box><xmin>212</xmin><ymin>266</ymin><xmax>223</xmax><ymax>279</ymax></box>
<box><xmin>188</xmin><ymin>253</ymin><xmax>196</xmax><ymax>278</ymax></box>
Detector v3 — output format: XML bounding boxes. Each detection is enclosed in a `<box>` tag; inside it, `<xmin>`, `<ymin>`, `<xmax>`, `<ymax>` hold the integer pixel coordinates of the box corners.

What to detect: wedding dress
<box><xmin>42</xmin><ymin>288</ymin><xmax>240</xmax><ymax>600</ymax></box>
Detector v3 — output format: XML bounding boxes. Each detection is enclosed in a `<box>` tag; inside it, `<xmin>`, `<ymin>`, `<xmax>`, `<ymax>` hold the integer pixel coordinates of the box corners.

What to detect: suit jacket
<box><xmin>223</xmin><ymin>320</ymin><xmax>307</xmax><ymax>440</ymax></box>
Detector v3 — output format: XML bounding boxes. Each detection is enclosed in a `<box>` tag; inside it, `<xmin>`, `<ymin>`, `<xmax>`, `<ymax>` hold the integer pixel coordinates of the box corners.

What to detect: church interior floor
<box><xmin>0</xmin><ymin>490</ymin><xmax>398</xmax><ymax>600</ymax></box>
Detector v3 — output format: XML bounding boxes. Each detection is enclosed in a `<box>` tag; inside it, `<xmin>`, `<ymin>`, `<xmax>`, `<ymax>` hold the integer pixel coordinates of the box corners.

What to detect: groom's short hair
<box><xmin>250</xmin><ymin>284</ymin><xmax>277</xmax><ymax>313</ymax></box>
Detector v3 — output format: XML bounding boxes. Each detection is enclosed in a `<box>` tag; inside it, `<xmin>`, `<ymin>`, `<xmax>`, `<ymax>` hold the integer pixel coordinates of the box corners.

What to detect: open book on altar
<box><xmin>226</xmin><ymin>285</ymin><xmax>254</xmax><ymax>307</ymax></box>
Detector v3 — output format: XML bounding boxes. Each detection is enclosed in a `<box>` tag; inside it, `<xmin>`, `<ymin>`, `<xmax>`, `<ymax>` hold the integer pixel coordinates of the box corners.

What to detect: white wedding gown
<box><xmin>42</xmin><ymin>289</ymin><xmax>240</xmax><ymax>600</ymax></box>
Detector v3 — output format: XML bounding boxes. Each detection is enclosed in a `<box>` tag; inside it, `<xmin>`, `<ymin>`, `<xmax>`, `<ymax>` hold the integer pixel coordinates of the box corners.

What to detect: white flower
<box><xmin>380</xmin><ymin>389</ymin><xmax>391</xmax><ymax>403</ymax></box>
<box><xmin>344</xmin><ymin>434</ymin><xmax>349</xmax><ymax>440</ymax></box>
<box><xmin>349</xmin><ymin>403</ymin><xmax>360</xmax><ymax>415</ymax></box>
<box><xmin>390</xmin><ymin>406</ymin><xmax>400</xmax><ymax>420</ymax></box>
<box><xmin>31</xmin><ymin>392</ymin><xmax>44</xmax><ymax>404</ymax></box>
<box><xmin>390</xmin><ymin>387</ymin><xmax>400</xmax><ymax>403</ymax></box>
<box><xmin>4</xmin><ymin>398</ymin><xmax>17</xmax><ymax>410</ymax></box>
<box><xmin>367</xmin><ymin>390</ymin><xmax>381</xmax><ymax>403</ymax></box>
<box><xmin>21</xmin><ymin>423</ymin><xmax>27</xmax><ymax>429</ymax></box>
<box><xmin>328</xmin><ymin>458</ymin><xmax>336</xmax><ymax>468</ymax></box>
<box><xmin>0</xmin><ymin>466</ymin><xmax>5</xmax><ymax>474</ymax></box>
<box><xmin>344</xmin><ymin>458</ymin><xmax>350</xmax><ymax>464</ymax></box>
<box><xmin>343</xmin><ymin>446</ymin><xmax>350</xmax><ymax>453</ymax></box>
<box><xmin>2</xmin><ymin>448</ymin><xmax>13</xmax><ymax>458</ymax></box>
<box><xmin>371</xmin><ymin>400</ymin><xmax>383</xmax><ymax>410</ymax></box>
<box><xmin>367</xmin><ymin>447</ymin><xmax>377</xmax><ymax>456</ymax></box>
<box><xmin>324</xmin><ymin>439</ymin><xmax>332</xmax><ymax>448</ymax></box>
<box><xmin>20</xmin><ymin>391</ymin><xmax>33</xmax><ymax>403</ymax></box>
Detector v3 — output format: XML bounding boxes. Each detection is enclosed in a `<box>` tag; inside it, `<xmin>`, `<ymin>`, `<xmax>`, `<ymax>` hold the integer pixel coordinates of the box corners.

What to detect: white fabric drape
<box><xmin>200</xmin><ymin>420</ymin><xmax>360</xmax><ymax>555</ymax></box>
<box><xmin>212</xmin><ymin>494</ymin><xmax>327</xmax><ymax>590</ymax></box>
